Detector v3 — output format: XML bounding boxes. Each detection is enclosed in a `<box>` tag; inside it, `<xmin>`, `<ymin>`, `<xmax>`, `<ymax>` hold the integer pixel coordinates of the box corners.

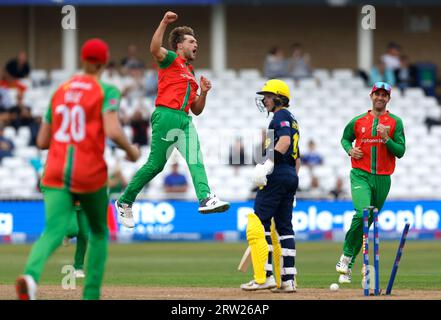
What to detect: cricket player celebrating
<box><xmin>115</xmin><ymin>11</ymin><xmax>229</xmax><ymax>227</ymax></box>
<box><xmin>16</xmin><ymin>38</ymin><xmax>140</xmax><ymax>300</ymax></box>
<box><xmin>241</xmin><ymin>79</ymin><xmax>301</xmax><ymax>293</ymax></box>
<box><xmin>336</xmin><ymin>82</ymin><xmax>406</xmax><ymax>284</ymax></box>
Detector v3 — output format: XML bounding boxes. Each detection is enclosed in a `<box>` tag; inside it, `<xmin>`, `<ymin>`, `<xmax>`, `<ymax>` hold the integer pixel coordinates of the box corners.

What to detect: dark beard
<box><xmin>185</xmin><ymin>51</ymin><xmax>195</xmax><ymax>61</ymax></box>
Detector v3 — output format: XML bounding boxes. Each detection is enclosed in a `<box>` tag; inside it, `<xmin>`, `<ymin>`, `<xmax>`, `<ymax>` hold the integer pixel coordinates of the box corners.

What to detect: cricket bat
<box><xmin>237</xmin><ymin>246</ymin><xmax>252</xmax><ymax>272</ymax></box>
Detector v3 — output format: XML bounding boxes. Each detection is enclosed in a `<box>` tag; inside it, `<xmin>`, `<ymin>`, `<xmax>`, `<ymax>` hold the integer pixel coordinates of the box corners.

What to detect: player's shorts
<box><xmin>253</xmin><ymin>166</ymin><xmax>298</xmax><ymax>235</ymax></box>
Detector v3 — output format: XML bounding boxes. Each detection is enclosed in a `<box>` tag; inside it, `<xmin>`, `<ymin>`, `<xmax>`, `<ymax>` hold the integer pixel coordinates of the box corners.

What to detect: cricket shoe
<box><xmin>16</xmin><ymin>275</ymin><xmax>37</xmax><ymax>300</ymax></box>
<box><xmin>240</xmin><ymin>276</ymin><xmax>276</xmax><ymax>291</ymax></box>
<box><xmin>74</xmin><ymin>269</ymin><xmax>85</xmax><ymax>278</ymax></box>
<box><xmin>198</xmin><ymin>194</ymin><xmax>230</xmax><ymax>214</ymax></box>
<box><xmin>336</xmin><ymin>254</ymin><xmax>352</xmax><ymax>274</ymax></box>
<box><xmin>271</xmin><ymin>279</ymin><xmax>296</xmax><ymax>293</ymax></box>
<box><xmin>338</xmin><ymin>269</ymin><xmax>352</xmax><ymax>284</ymax></box>
<box><xmin>115</xmin><ymin>200</ymin><xmax>134</xmax><ymax>228</ymax></box>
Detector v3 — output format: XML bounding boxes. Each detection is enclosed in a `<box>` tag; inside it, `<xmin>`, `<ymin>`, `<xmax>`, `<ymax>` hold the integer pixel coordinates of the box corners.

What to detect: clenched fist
<box><xmin>376</xmin><ymin>123</ymin><xmax>390</xmax><ymax>140</ymax></box>
<box><xmin>349</xmin><ymin>147</ymin><xmax>363</xmax><ymax>160</ymax></box>
<box><xmin>162</xmin><ymin>11</ymin><xmax>178</xmax><ymax>24</ymax></box>
<box><xmin>200</xmin><ymin>76</ymin><xmax>212</xmax><ymax>94</ymax></box>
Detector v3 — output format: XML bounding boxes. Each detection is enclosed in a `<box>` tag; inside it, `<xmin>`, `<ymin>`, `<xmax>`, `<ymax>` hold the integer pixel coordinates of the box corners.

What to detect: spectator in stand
<box><xmin>163</xmin><ymin>162</ymin><xmax>188</xmax><ymax>196</ymax></box>
<box><xmin>369</xmin><ymin>59</ymin><xmax>396</xmax><ymax>87</ymax></box>
<box><xmin>101</xmin><ymin>61</ymin><xmax>124</xmax><ymax>92</ymax></box>
<box><xmin>0</xmin><ymin>68</ymin><xmax>27</xmax><ymax>125</ymax></box>
<box><xmin>5</xmin><ymin>51</ymin><xmax>30</xmax><ymax>80</ymax></box>
<box><xmin>301</xmin><ymin>140</ymin><xmax>323</xmax><ymax>170</ymax></box>
<box><xmin>0</xmin><ymin>69</ymin><xmax>27</xmax><ymax>96</ymax></box>
<box><xmin>394</xmin><ymin>55</ymin><xmax>418</xmax><ymax>93</ymax></box>
<box><xmin>146</xmin><ymin>61</ymin><xmax>158</xmax><ymax>99</ymax></box>
<box><xmin>424</xmin><ymin>115</ymin><xmax>441</xmax><ymax>133</ymax></box>
<box><xmin>120</xmin><ymin>44</ymin><xmax>145</xmax><ymax>75</ymax></box>
<box><xmin>0</xmin><ymin>124</ymin><xmax>14</xmax><ymax>162</ymax></box>
<box><xmin>129</xmin><ymin>108</ymin><xmax>150</xmax><ymax>146</ymax></box>
<box><xmin>288</xmin><ymin>43</ymin><xmax>312</xmax><ymax>81</ymax></box>
<box><xmin>10</xmin><ymin>106</ymin><xmax>40</xmax><ymax>146</ymax></box>
<box><xmin>229</xmin><ymin>137</ymin><xmax>246</xmax><ymax>172</ymax></box>
<box><xmin>0</xmin><ymin>87</ymin><xmax>14</xmax><ymax>124</ymax></box>
<box><xmin>122</xmin><ymin>64</ymin><xmax>146</xmax><ymax>104</ymax></box>
<box><xmin>381</xmin><ymin>42</ymin><xmax>401</xmax><ymax>71</ymax></box>
<box><xmin>263</xmin><ymin>46</ymin><xmax>288</xmax><ymax>79</ymax></box>
<box><xmin>328</xmin><ymin>177</ymin><xmax>347</xmax><ymax>200</ymax></box>
<box><xmin>306</xmin><ymin>175</ymin><xmax>326</xmax><ymax>199</ymax></box>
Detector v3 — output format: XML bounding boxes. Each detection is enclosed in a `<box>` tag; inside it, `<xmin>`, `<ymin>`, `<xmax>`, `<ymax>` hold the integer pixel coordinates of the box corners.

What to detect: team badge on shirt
<box><xmin>280</xmin><ymin>121</ymin><xmax>290</xmax><ymax>127</ymax></box>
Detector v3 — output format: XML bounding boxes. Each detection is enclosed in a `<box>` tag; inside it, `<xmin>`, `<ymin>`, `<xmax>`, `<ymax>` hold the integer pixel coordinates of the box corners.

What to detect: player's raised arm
<box><xmin>150</xmin><ymin>11</ymin><xmax>178</xmax><ymax>62</ymax></box>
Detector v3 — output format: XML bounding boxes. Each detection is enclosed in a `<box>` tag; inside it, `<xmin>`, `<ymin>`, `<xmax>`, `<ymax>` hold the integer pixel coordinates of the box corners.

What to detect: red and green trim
<box><xmin>180</xmin><ymin>81</ymin><xmax>191</xmax><ymax>111</ymax></box>
<box><xmin>158</xmin><ymin>50</ymin><xmax>178</xmax><ymax>69</ymax></box>
<box><xmin>63</xmin><ymin>145</ymin><xmax>75</xmax><ymax>189</ymax></box>
<box><xmin>371</xmin><ymin>117</ymin><xmax>379</xmax><ymax>174</ymax></box>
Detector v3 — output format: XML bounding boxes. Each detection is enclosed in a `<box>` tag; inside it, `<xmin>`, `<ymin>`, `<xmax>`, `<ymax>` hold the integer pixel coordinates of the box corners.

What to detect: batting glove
<box><xmin>252</xmin><ymin>159</ymin><xmax>274</xmax><ymax>187</ymax></box>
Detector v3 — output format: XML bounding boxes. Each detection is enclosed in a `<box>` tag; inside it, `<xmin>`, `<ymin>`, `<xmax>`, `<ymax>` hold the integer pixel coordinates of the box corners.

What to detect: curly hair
<box><xmin>168</xmin><ymin>26</ymin><xmax>195</xmax><ymax>51</ymax></box>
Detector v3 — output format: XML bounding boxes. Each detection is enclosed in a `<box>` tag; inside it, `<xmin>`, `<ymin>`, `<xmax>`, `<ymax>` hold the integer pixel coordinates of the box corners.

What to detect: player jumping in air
<box><xmin>115</xmin><ymin>11</ymin><xmax>230</xmax><ymax>228</ymax></box>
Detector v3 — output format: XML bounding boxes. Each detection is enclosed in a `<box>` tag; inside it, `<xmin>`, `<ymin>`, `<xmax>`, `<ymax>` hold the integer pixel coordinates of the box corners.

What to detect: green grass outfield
<box><xmin>0</xmin><ymin>241</ymin><xmax>440</xmax><ymax>290</ymax></box>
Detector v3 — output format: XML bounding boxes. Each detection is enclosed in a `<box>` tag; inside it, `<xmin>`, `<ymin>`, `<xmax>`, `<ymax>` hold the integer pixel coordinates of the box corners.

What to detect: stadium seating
<box><xmin>1</xmin><ymin>68</ymin><xmax>440</xmax><ymax>201</ymax></box>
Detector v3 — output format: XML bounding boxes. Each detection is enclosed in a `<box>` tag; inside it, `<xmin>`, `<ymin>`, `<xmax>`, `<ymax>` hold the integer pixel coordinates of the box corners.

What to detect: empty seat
<box><xmin>1</xmin><ymin>157</ymin><xmax>25</xmax><ymax>169</ymax></box>
<box><xmin>3</xmin><ymin>126</ymin><xmax>16</xmax><ymax>139</ymax></box>
<box><xmin>411</xmin><ymin>185</ymin><xmax>435</xmax><ymax>198</ymax></box>
<box><xmin>0</xmin><ymin>167</ymin><xmax>11</xmax><ymax>180</ymax></box>
<box><xmin>297</xmin><ymin>78</ymin><xmax>318</xmax><ymax>90</ymax></box>
<box><xmin>332</xmin><ymin>69</ymin><xmax>354</xmax><ymax>80</ymax></box>
<box><xmin>49</xmin><ymin>69</ymin><xmax>71</xmax><ymax>85</ymax></box>
<box><xmin>321</xmin><ymin>79</ymin><xmax>341</xmax><ymax>90</ymax></box>
<box><xmin>311</xmin><ymin>166</ymin><xmax>334</xmax><ymax>180</ymax></box>
<box><xmin>17</xmin><ymin>127</ymin><xmax>31</xmax><ymax>139</ymax></box>
<box><xmin>0</xmin><ymin>179</ymin><xmax>22</xmax><ymax>194</ymax></box>
<box><xmin>216</xmin><ymin>69</ymin><xmax>237</xmax><ymax>81</ymax></box>
<box><xmin>238</xmin><ymin>68</ymin><xmax>261</xmax><ymax>80</ymax></box>
<box><xmin>30</xmin><ymin>69</ymin><xmax>48</xmax><ymax>87</ymax></box>
<box><xmin>194</xmin><ymin>69</ymin><xmax>213</xmax><ymax>80</ymax></box>
<box><xmin>15</xmin><ymin>146</ymin><xmax>38</xmax><ymax>160</ymax></box>
<box><xmin>430</xmin><ymin>126</ymin><xmax>441</xmax><ymax>138</ymax></box>
<box><xmin>404</xmin><ymin>87</ymin><xmax>425</xmax><ymax>99</ymax></box>
<box><xmin>313</xmin><ymin>69</ymin><xmax>330</xmax><ymax>82</ymax></box>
